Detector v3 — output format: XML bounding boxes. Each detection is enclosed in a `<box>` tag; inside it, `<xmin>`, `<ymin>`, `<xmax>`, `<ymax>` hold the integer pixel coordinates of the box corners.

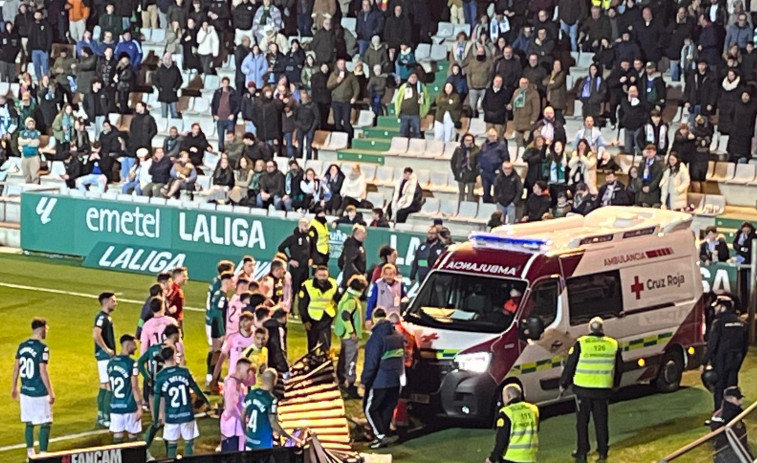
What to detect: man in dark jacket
<box><xmin>253</xmin><ymin>86</ymin><xmax>284</xmax><ymax>147</ymax></box>
<box><xmin>233</xmin><ymin>0</ymin><xmax>255</xmax><ymax>34</ymax></box>
<box><xmin>522</xmin><ymin>180</ymin><xmax>551</xmax><ymax>222</ymax></box>
<box><xmin>684</xmin><ymin>60</ymin><xmax>717</xmax><ymax>124</ymax></box>
<box><xmin>665</xmin><ymin>7</ymin><xmax>694</xmax><ymax>82</ymax></box>
<box><xmin>636</xmin><ymin>144</ymin><xmax>663</xmax><ymax>207</ymax></box>
<box><xmin>277</xmin><ymin>218</ymin><xmax>312</xmax><ymax>298</ymax></box>
<box><xmin>597</xmin><ymin>170</ymin><xmax>630</xmax><ymax>206</ymax></box>
<box><xmin>492</xmin><ymin>47</ymin><xmax>521</xmax><ymax>102</ymax></box>
<box><xmin>310</xmin><ymin>17</ymin><xmax>336</xmax><ymax>65</ymax></box>
<box><xmin>263</xmin><ymin>308</ymin><xmax>289</xmax><ymax>397</ymax></box>
<box><xmin>710</xmin><ymin>386</ymin><xmax>753</xmax><ymax>462</ymax></box>
<box><xmin>362</xmin><ymin>308</ymin><xmax>404</xmax><ymax>449</ymax></box>
<box><xmin>639</xmin><ymin>62</ymin><xmax>666</xmax><ymax>109</ymax></box>
<box><xmin>699</xmin><ymin>226</ymin><xmax>731</xmax><ymax>265</ymax></box>
<box><xmin>256</xmin><ymin>160</ymin><xmax>285</xmax><ymax>208</ymax></box>
<box><xmin>636</xmin><ymin>7</ymin><xmax>662</xmax><ymax>63</ymax></box>
<box><xmin>28</xmin><ymin>11</ymin><xmax>52</xmax><ymax>81</ymax></box>
<box><xmin>482</xmin><ymin>76</ymin><xmax>509</xmax><ymax>140</ymax></box>
<box><xmin>705</xmin><ymin>295</ymin><xmax>749</xmax><ymax>412</ymax></box>
<box><xmin>0</xmin><ymin>23</ymin><xmax>21</xmax><ymax>83</ymax></box>
<box><xmin>211</xmin><ymin>77</ymin><xmax>241</xmax><ymax>152</ymax></box>
<box><xmin>619</xmin><ymin>85</ymin><xmax>649</xmax><ymax>155</ymax></box>
<box><xmin>560</xmin><ymin>317</ymin><xmax>623</xmax><ymax>462</ymax></box>
<box><xmin>153</xmin><ymin>53</ymin><xmax>183</xmax><ymax>119</ymax></box>
<box><xmin>126</xmin><ymin>102</ymin><xmax>158</xmax><ymax>180</ymax></box>
<box><xmin>294</xmin><ymin>90</ymin><xmax>320</xmax><ymax>160</ymax></box>
<box><xmin>579</xmin><ymin>6</ymin><xmax>611</xmax><ymax>52</ymax></box>
<box><xmin>478</xmin><ymin>129</ymin><xmax>510</xmax><ymax>203</ymax></box>
<box><xmin>338</xmin><ymin>225</ymin><xmax>367</xmax><ymax>288</ymax></box>
<box><xmin>409</xmin><ymin>225</ymin><xmax>444</xmax><ymax>284</ymax></box>
<box><xmin>383</xmin><ymin>5</ymin><xmax>412</xmax><ymax>51</ymax></box>
<box><xmin>494</xmin><ymin>162</ymin><xmax>523</xmax><ymax>224</ymax></box>
<box><xmin>145</xmin><ymin>148</ymin><xmax>171</xmax><ymax>197</ymax></box>
<box><xmin>356</xmin><ymin>0</ymin><xmax>383</xmax><ymax>56</ymax></box>
<box><xmin>83</xmin><ymin>79</ymin><xmax>110</xmax><ymax>137</ymax></box>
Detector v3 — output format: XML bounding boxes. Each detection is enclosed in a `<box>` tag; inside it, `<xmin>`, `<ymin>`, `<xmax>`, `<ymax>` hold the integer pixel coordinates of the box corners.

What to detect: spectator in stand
<box><xmin>229</xmin><ymin>156</ymin><xmax>253</xmax><ymax>204</ymax></box>
<box><xmin>451</xmin><ymin>133</ymin><xmax>479</xmax><ymax>204</ymax></box>
<box><xmin>328</xmin><ymin>59</ymin><xmax>360</xmax><ymax>141</ymax></box>
<box><xmin>666</xmin><ymin>7</ymin><xmax>695</xmax><ymax>83</ymax></box>
<box><xmin>522</xmin><ymin>134</ymin><xmax>546</xmax><ymax>195</ymax></box>
<box><xmin>356</xmin><ymin>0</ymin><xmax>383</xmax><ymax>56</ymax></box>
<box><xmin>181</xmin><ymin>122</ymin><xmax>215</xmax><ymax>170</ymax></box>
<box><xmin>242</xmin><ymin>132</ymin><xmax>271</xmax><ymax>163</ymax></box>
<box><xmin>700</xmin><ymin>226</ymin><xmax>730</xmax><ymax>265</ymax></box>
<box><xmin>165</xmin><ymin>151</ymin><xmax>198</xmax><ymax>198</ymax></box>
<box><xmin>257</xmin><ymin>160</ymin><xmax>285</xmax><ymax>209</ymax></box>
<box><xmin>212</xmin><ymin>77</ymin><xmax>241</xmax><ymax>152</ymax></box>
<box><xmin>568</xmin><ymin>139</ymin><xmax>598</xmax><ymax>195</ymax></box>
<box><xmin>637</xmin><ymin>144</ymin><xmax>664</xmax><ymax>207</ymax></box>
<box><xmin>126</xmin><ymin>102</ymin><xmax>158</xmax><ymax>180</ymax></box>
<box><xmin>465</xmin><ymin>45</ymin><xmax>492</xmax><ymax>118</ymax></box>
<box><xmin>18</xmin><ymin>117</ymin><xmax>40</xmax><ymax>184</ymax></box>
<box><xmin>312</xmin><ymin>63</ymin><xmax>331</xmax><ymax>129</ymax></box>
<box><xmin>370</xmin><ymin>208</ymin><xmax>390</xmax><ymax>228</ymax></box>
<box><xmin>727</xmin><ymin>91</ymin><xmax>757</xmax><ymax>163</ymax></box>
<box><xmin>433</xmin><ymin>82</ymin><xmax>462</xmax><ymax>143</ymax></box>
<box><xmin>0</xmin><ymin>22</ymin><xmax>21</xmax><ymax>83</ymax></box>
<box><xmin>494</xmin><ymin>161</ymin><xmax>523</xmax><ymax>224</ymax></box>
<box><xmin>28</xmin><ymin>11</ymin><xmax>52</xmax><ymax>81</ymax></box>
<box><xmin>146</xmin><ymin>148</ymin><xmax>172</xmax><ymax>197</ymax></box>
<box><xmin>233</xmin><ymin>0</ymin><xmax>256</xmax><ymax>43</ymax></box>
<box><xmin>544</xmin><ymin>60</ymin><xmax>567</xmax><ymax>123</ymax></box>
<box><xmin>208</xmin><ymin>156</ymin><xmax>235</xmax><ymax>203</ymax></box>
<box><xmin>241</xmin><ymin>44</ymin><xmax>267</xmax><ymax>89</ymax></box>
<box><xmin>725</xmin><ymin>13</ymin><xmax>751</xmax><ymax>53</ymax></box>
<box><xmin>114</xmin><ymin>30</ymin><xmax>143</xmax><ymax>70</ymax></box>
<box><xmin>482</xmin><ymin>75</ymin><xmax>509</xmax><ymax>140</ymax></box>
<box><xmin>294</xmin><ymin>90</ymin><xmax>320</xmax><ymax>160</ymax></box>
<box><xmin>660</xmin><ymin>152</ymin><xmax>690</xmax><ymax>211</ymax></box>
<box><xmin>573</xmin><ymin>116</ymin><xmax>607</xmax><ymax>153</ymax></box>
<box><xmin>384</xmin><ymin>5</ymin><xmax>412</xmax><ymax>51</ymax></box>
<box><xmin>544</xmin><ymin>140</ymin><xmax>569</xmax><ymax>201</ymax></box>
<box><xmin>114</xmin><ymin>56</ymin><xmax>134</xmax><ymax>114</ymax></box>
<box><xmin>197</xmin><ymin>20</ymin><xmax>220</xmax><ymax>75</ymax></box>
<box><xmin>252</xmin><ymin>85</ymin><xmax>283</xmax><ymax>150</ymax></box>
<box><xmin>532</xmin><ymin>106</ymin><xmax>566</xmax><ymax>146</ymax></box>
<box><xmin>636</xmin><ymin>108</ymin><xmax>669</xmax><ymax>156</ymax></box>
<box><xmin>62</xmin><ymin>150</ymin><xmax>83</xmax><ymax>189</ymax></box>
<box><xmin>522</xmin><ymin>180</ymin><xmax>551</xmax><ymax>222</ymax></box>
<box><xmin>394</xmin><ymin>72</ymin><xmax>429</xmax><ymax>139</ymax></box>
<box><xmin>310</xmin><ymin>17</ymin><xmax>336</xmax><ymax>66</ymax></box>
<box><xmin>619</xmin><ymin>85</ymin><xmax>648</xmax><ymax>156</ymax></box>
<box><xmin>598</xmin><ymin>170</ymin><xmax>630</xmax><ymax>207</ymax></box>
<box><xmin>478</xmin><ymin>129</ymin><xmax>509</xmax><ymax>203</ymax></box>
<box><xmin>334</xmin><ymin>205</ymin><xmax>366</xmax><ymax>227</ymax></box>
<box><xmin>122</xmin><ymin>148</ymin><xmax>152</xmax><ymax>195</ymax></box>
<box><xmin>390</xmin><ymin>167</ymin><xmax>421</xmax><ymax>223</ymax></box>
<box><xmin>508</xmin><ymin>78</ymin><xmax>541</xmax><ymax>153</ymax></box>
<box><xmin>684</xmin><ymin>60</ymin><xmax>717</xmax><ymax>126</ymax></box>
<box><xmin>51</xmin><ymin>105</ymin><xmax>75</xmax><ymax>160</ymax></box>
<box><xmin>639</xmin><ymin>62</ymin><xmax>666</xmax><ymax>110</ymax></box>
<box><xmin>323</xmin><ymin>164</ymin><xmax>345</xmax><ymax>214</ymax></box>
<box><xmin>76</xmin><ymin>147</ymin><xmax>109</xmax><ymax>193</ymax></box>
<box><xmin>718</xmin><ymin>69</ymin><xmax>745</xmax><ymax>146</ymax></box>
<box><xmin>559</xmin><ymin>0</ymin><xmax>587</xmax><ymax>51</ymax></box>
<box><xmin>154</xmin><ymin>53</ymin><xmax>183</xmax><ymax>119</ymax></box>
<box><xmin>252</xmin><ymin>0</ymin><xmax>283</xmax><ymax>43</ymax></box>
<box><xmin>733</xmin><ymin>222</ymin><xmax>756</xmax><ymax>264</ymax></box>
<box><xmin>278</xmin><ymin>160</ymin><xmax>304</xmax><ymax>211</ymax></box>
<box><xmin>395</xmin><ymin>43</ymin><xmax>415</xmax><ymax>82</ymax></box>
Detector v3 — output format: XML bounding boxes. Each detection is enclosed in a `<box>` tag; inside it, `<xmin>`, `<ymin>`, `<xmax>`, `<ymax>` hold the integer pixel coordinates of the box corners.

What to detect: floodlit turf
<box><xmin>0</xmin><ymin>252</ymin><xmax>756</xmax><ymax>462</ymax></box>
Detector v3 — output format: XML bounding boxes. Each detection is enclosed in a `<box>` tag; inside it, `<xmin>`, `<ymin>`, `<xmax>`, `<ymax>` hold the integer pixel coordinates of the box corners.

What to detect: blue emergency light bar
<box><xmin>469</xmin><ymin>232</ymin><xmax>550</xmax><ymax>249</ymax></box>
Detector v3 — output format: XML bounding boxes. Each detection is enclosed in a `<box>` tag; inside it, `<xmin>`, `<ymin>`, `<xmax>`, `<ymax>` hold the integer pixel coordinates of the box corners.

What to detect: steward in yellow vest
<box><xmin>309</xmin><ymin>209</ymin><xmax>330</xmax><ymax>266</ymax></box>
<box><xmin>560</xmin><ymin>317</ymin><xmax>622</xmax><ymax>463</ymax></box>
<box><xmin>487</xmin><ymin>383</ymin><xmax>539</xmax><ymax>463</ymax></box>
<box><xmin>298</xmin><ymin>265</ymin><xmax>339</xmax><ymax>352</ymax></box>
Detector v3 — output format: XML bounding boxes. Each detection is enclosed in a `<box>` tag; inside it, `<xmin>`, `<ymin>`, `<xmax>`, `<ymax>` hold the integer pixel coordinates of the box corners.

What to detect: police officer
<box><xmin>486</xmin><ymin>384</ymin><xmax>539</xmax><ymax>463</ymax></box>
<box><xmin>705</xmin><ymin>294</ymin><xmax>749</xmax><ymax>412</ymax></box>
<box><xmin>409</xmin><ymin>226</ymin><xmax>446</xmax><ymax>286</ymax></box>
<box><xmin>560</xmin><ymin>317</ymin><xmax>623</xmax><ymax>463</ymax></box>
<box><xmin>298</xmin><ymin>265</ymin><xmax>339</xmax><ymax>351</ymax></box>
<box><xmin>309</xmin><ymin>207</ymin><xmax>330</xmax><ymax>267</ymax></box>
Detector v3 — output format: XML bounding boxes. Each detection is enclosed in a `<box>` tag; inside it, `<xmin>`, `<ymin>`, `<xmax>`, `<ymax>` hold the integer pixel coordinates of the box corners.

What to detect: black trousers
<box><xmin>364</xmin><ymin>386</ymin><xmax>400</xmax><ymax>439</ymax></box>
<box><xmin>306</xmin><ymin>318</ymin><xmax>332</xmax><ymax>352</ymax></box>
<box><xmin>575</xmin><ymin>395</ymin><xmax>609</xmax><ymax>457</ymax></box>
<box><xmin>289</xmin><ymin>266</ymin><xmax>308</xmax><ymax>302</ymax></box>
<box><xmin>332</xmin><ymin>101</ymin><xmax>354</xmax><ymax>140</ymax></box>
<box><xmin>714</xmin><ymin>366</ymin><xmax>740</xmax><ymax>411</ymax></box>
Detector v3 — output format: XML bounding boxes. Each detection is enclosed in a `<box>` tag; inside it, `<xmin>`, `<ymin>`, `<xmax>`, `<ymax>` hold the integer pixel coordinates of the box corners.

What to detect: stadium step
<box><xmin>715</xmin><ymin>217</ymin><xmax>757</xmax><ymax>230</ymax></box>
<box><xmin>336</xmin><ymin>149</ymin><xmax>385</xmax><ymax>165</ymax></box>
<box><xmin>376</xmin><ymin>115</ymin><xmax>401</xmax><ymax>128</ymax></box>
<box><xmin>362</xmin><ymin>126</ymin><xmax>401</xmax><ymax>139</ymax></box>
<box><xmin>351</xmin><ymin>137</ymin><xmax>392</xmax><ymax>151</ymax></box>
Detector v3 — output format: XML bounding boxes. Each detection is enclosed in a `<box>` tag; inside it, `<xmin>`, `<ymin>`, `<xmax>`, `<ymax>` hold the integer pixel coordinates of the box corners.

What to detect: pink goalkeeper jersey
<box><xmin>220</xmin><ymin>375</ymin><xmax>247</xmax><ymax>445</ymax></box>
<box><xmin>222</xmin><ymin>331</ymin><xmax>255</xmax><ymax>375</ymax></box>
<box><xmin>226</xmin><ymin>294</ymin><xmax>246</xmax><ymax>335</ymax></box>
<box><xmin>140</xmin><ymin>316</ymin><xmax>179</xmax><ymax>354</ymax></box>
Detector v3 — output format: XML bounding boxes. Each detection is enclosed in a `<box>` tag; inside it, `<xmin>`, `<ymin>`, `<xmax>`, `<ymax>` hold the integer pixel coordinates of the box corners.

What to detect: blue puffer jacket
<box><xmin>478</xmin><ymin>140</ymin><xmax>510</xmax><ymax>174</ymax></box>
<box><xmin>361</xmin><ymin>319</ymin><xmax>405</xmax><ymax>390</ymax></box>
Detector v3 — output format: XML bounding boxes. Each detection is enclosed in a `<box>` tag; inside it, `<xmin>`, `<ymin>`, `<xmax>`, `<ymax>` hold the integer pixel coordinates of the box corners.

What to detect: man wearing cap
<box><xmin>639</xmin><ymin>61</ymin><xmax>666</xmax><ymax>109</ymax></box>
<box><xmin>393</xmin><ymin>72</ymin><xmax>430</xmax><ymax>139</ymax></box>
<box><xmin>710</xmin><ymin>386</ymin><xmax>753</xmax><ymax>461</ymax></box>
<box><xmin>560</xmin><ymin>317</ymin><xmax>623</xmax><ymax>462</ymax></box>
<box><xmin>705</xmin><ymin>295</ymin><xmax>748</xmax><ymax>412</ymax></box>
<box><xmin>122</xmin><ymin>148</ymin><xmax>152</xmax><ymax>195</ymax></box>
<box><xmin>18</xmin><ymin>117</ymin><xmax>40</xmax><ymax>184</ymax></box>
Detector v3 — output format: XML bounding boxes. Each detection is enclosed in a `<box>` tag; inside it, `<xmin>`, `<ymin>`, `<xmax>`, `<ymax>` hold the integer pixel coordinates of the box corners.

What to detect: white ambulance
<box><xmin>403</xmin><ymin>206</ymin><xmax>707</xmax><ymax>422</ymax></box>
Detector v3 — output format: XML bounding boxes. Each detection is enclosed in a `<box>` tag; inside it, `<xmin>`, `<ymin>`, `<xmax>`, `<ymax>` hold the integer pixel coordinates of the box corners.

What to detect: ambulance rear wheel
<box><xmin>654</xmin><ymin>349</ymin><xmax>683</xmax><ymax>393</ymax></box>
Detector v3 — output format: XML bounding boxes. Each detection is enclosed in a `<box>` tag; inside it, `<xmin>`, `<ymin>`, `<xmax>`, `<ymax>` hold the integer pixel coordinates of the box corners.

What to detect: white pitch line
<box><xmin>0</xmin><ymin>429</ymin><xmax>110</xmax><ymax>452</ymax></box>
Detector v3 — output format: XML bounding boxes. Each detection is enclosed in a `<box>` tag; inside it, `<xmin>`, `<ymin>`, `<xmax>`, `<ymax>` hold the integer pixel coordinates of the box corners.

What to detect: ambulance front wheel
<box><xmin>654</xmin><ymin>349</ymin><xmax>684</xmax><ymax>393</ymax></box>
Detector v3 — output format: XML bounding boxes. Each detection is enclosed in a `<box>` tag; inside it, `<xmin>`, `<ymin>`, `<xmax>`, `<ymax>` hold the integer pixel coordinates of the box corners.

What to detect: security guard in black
<box><xmin>705</xmin><ymin>296</ymin><xmax>748</xmax><ymax>411</ymax></box>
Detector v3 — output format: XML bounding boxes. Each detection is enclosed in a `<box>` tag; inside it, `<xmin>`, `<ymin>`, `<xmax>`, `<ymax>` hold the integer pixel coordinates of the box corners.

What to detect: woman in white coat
<box><xmin>660</xmin><ymin>152</ymin><xmax>691</xmax><ymax>210</ymax></box>
<box><xmin>568</xmin><ymin>138</ymin><xmax>598</xmax><ymax>194</ymax></box>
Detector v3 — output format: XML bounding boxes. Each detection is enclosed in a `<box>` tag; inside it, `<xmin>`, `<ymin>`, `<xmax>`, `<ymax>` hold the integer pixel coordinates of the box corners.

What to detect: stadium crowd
<box><xmin>0</xmin><ymin>0</ymin><xmax>754</xmax><ymax>224</ymax></box>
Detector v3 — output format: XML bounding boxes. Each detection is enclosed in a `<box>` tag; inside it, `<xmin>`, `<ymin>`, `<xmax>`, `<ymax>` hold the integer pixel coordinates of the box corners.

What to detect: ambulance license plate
<box><xmin>409</xmin><ymin>393</ymin><xmax>430</xmax><ymax>404</ymax></box>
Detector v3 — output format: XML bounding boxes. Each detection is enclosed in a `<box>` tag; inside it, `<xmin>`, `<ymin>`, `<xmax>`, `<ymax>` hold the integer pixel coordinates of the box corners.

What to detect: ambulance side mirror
<box><xmin>519</xmin><ymin>316</ymin><xmax>545</xmax><ymax>341</ymax></box>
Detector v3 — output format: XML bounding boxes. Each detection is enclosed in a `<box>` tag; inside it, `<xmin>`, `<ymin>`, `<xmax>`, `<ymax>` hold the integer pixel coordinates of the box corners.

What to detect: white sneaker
<box><xmin>27</xmin><ymin>448</ymin><xmax>35</xmax><ymax>458</ymax></box>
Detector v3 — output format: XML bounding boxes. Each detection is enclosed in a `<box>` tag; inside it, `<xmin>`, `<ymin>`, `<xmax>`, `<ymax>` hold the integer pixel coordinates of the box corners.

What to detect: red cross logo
<box><xmin>631</xmin><ymin>276</ymin><xmax>644</xmax><ymax>300</ymax></box>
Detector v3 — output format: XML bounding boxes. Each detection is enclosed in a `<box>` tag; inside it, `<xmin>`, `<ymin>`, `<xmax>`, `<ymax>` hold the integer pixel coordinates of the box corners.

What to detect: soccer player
<box><xmin>93</xmin><ymin>291</ymin><xmax>117</xmax><ymax>427</ymax></box>
<box><xmin>234</xmin><ymin>256</ymin><xmax>256</xmax><ymax>284</ymax></box>
<box><xmin>242</xmin><ymin>327</ymin><xmax>269</xmax><ymax>387</ymax></box>
<box><xmin>167</xmin><ymin>267</ymin><xmax>188</xmax><ymax>331</ymax></box>
<box><xmin>154</xmin><ymin>346</ymin><xmax>209</xmax><ymax>457</ymax></box>
<box><xmin>12</xmin><ymin>318</ymin><xmax>54</xmax><ymax>459</ymax></box>
<box><xmin>107</xmin><ymin>334</ymin><xmax>143</xmax><ymax>443</ymax></box>
<box><xmin>243</xmin><ymin>369</ymin><xmax>295</xmax><ymax>450</ymax></box>
<box><xmin>211</xmin><ymin>313</ymin><xmax>256</xmax><ymax>389</ymax></box>
<box><xmin>140</xmin><ymin>297</ymin><xmax>179</xmax><ymax>355</ymax></box>
<box><xmin>138</xmin><ymin>324</ymin><xmax>182</xmax><ymax>450</ymax></box>
<box><xmin>207</xmin><ymin>260</ymin><xmax>235</xmax><ymax>310</ymax></box>
<box><xmin>258</xmin><ymin>259</ymin><xmax>291</xmax><ymax>311</ymax></box>
<box><xmin>227</xmin><ymin>277</ymin><xmax>250</xmax><ymax>336</ymax></box>
<box><xmin>206</xmin><ymin>271</ymin><xmax>233</xmax><ymax>387</ymax></box>
<box><xmin>221</xmin><ymin>358</ymin><xmax>252</xmax><ymax>451</ymax></box>
<box><xmin>136</xmin><ymin>284</ymin><xmax>162</xmax><ymax>338</ymax></box>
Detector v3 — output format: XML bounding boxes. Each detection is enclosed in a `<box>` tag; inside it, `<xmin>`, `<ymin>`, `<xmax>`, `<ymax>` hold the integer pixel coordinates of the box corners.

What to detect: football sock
<box><xmin>39</xmin><ymin>424</ymin><xmax>50</xmax><ymax>452</ymax></box>
<box><xmin>166</xmin><ymin>442</ymin><xmax>178</xmax><ymax>457</ymax></box>
<box><xmin>144</xmin><ymin>423</ymin><xmax>160</xmax><ymax>448</ymax></box>
<box><xmin>206</xmin><ymin>352</ymin><xmax>213</xmax><ymax>376</ymax></box>
<box><xmin>128</xmin><ymin>434</ymin><xmax>138</xmax><ymax>442</ymax></box>
<box><xmin>96</xmin><ymin>389</ymin><xmax>104</xmax><ymax>421</ymax></box>
<box><xmin>24</xmin><ymin>423</ymin><xmax>34</xmax><ymax>450</ymax></box>
<box><xmin>185</xmin><ymin>439</ymin><xmax>194</xmax><ymax>455</ymax></box>
<box><xmin>113</xmin><ymin>435</ymin><xmax>124</xmax><ymax>444</ymax></box>
<box><xmin>102</xmin><ymin>389</ymin><xmax>112</xmax><ymax>416</ymax></box>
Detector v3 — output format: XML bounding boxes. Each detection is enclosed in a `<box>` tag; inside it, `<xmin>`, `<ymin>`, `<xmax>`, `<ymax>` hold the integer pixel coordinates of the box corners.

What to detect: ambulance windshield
<box><xmin>405</xmin><ymin>271</ymin><xmax>527</xmax><ymax>333</ymax></box>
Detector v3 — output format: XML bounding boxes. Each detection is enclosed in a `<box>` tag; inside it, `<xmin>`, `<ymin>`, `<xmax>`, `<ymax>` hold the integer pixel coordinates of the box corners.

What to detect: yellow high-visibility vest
<box><xmin>592</xmin><ymin>0</ymin><xmax>611</xmax><ymax>10</ymax></box>
<box><xmin>302</xmin><ymin>278</ymin><xmax>337</xmax><ymax>321</ymax></box>
<box><xmin>310</xmin><ymin>219</ymin><xmax>329</xmax><ymax>255</ymax></box>
<box><xmin>573</xmin><ymin>335</ymin><xmax>618</xmax><ymax>389</ymax></box>
<box><xmin>500</xmin><ymin>401</ymin><xmax>539</xmax><ymax>463</ymax></box>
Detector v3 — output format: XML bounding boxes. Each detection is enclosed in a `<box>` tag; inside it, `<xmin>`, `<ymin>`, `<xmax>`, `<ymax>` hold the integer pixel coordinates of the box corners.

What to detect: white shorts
<box><xmin>163</xmin><ymin>421</ymin><xmax>199</xmax><ymax>442</ymax></box>
<box><xmin>97</xmin><ymin>359</ymin><xmax>110</xmax><ymax>384</ymax></box>
<box><xmin>109</xmin><ymin>412</ymin><xmax>142</xmax><ymax>434</ymax></box>
<box><xmin>20</xmin><ymin>394</ymin><xmax>52</xmax><ymax>425</ymax></box>
<box><xmin>206</xmin><ymin>325</ymin><xmax>212</xmax><ymax>346</ymax></box>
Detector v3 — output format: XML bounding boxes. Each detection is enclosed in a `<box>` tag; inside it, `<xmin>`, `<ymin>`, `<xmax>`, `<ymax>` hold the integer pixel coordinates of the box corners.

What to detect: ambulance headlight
<box><xmin>454</xmin><ymin>352</ymin><xmax>491</xmax><ymax>373</ymax></box>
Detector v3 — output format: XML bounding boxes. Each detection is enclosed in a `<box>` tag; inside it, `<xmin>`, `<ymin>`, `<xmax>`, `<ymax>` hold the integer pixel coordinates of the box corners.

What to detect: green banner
<box><xmin>21</xmin><ymin>192</ymin><xmax>434</xmax><ymax>281</ymax></box>
<box><xmin>699</xmin><ymin>262</ymin><xmax>739</xmax><ymax>293</ymax></box>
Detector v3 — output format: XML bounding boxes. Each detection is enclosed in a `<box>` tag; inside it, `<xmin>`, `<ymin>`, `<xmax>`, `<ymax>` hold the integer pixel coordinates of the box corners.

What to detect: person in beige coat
<box><xmin>568</xmin><ymin>138</ymin><xmax>598</xmax><ymax>194</ymax></box>
<box><xmin>544</xmin><ymin>60</ymin><xmax>567</xmax><ymax>121</ymax></box>
<box><xmin>660</xmin><ymin>152</ymin><xmax>691</xmax><ymax>210</ymax></box>
<box><xmin>313</xmin><ymin>0</ymin><xmax>337</xmax><ymax>30</ymax></box>
<box><xmin>507</xmin><ymin>77</ymin><xmax>541</xmax><ymax>151</ymax></box>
